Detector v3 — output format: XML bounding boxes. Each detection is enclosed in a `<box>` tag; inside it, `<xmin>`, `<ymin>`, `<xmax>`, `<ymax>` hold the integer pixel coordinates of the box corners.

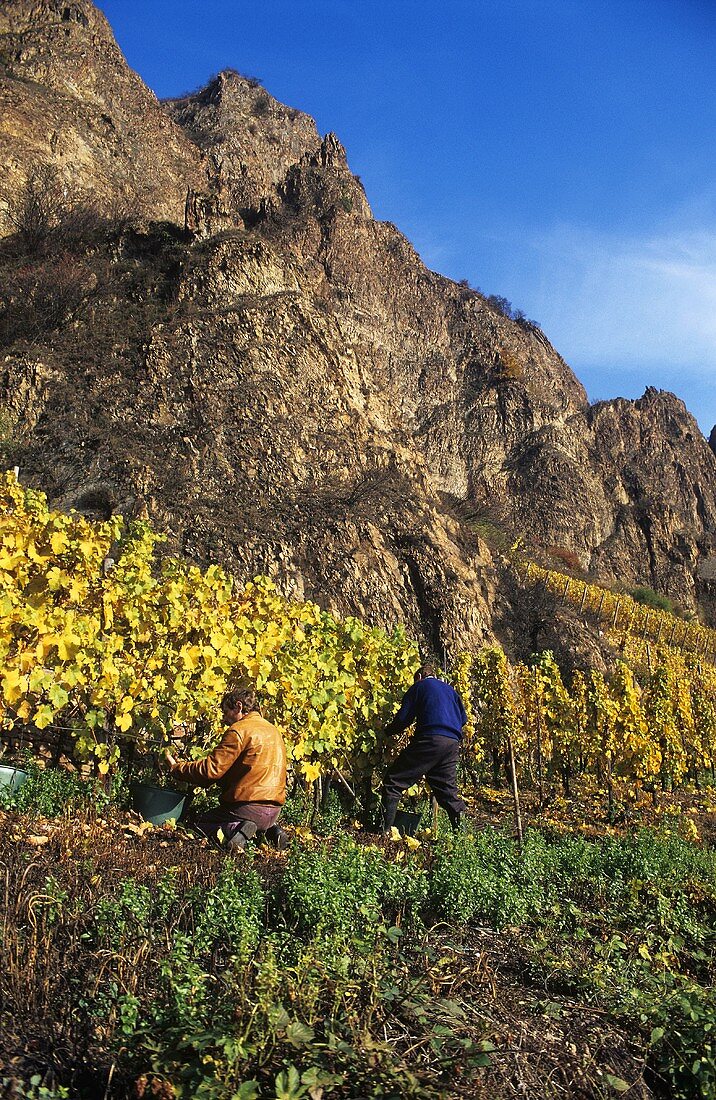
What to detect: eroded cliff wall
<box><xmin>2</xmin><ymin>0</ymin><xmax>715</xmax><ymax>655</ymax></box>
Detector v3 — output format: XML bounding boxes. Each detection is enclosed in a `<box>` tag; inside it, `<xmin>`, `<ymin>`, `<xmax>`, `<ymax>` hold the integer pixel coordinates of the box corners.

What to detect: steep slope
<box><xmin>180</xmin><ymin>101</ymin><xmax>715</xmax><ymax>610</ymax></box>
<box><xmin>209</xmin><ymin>119</ymin><xmax>716</xmax><ymax>611</ymax></box>
<box><xmin>166</xmin><ymin>69</ymin><xmax>330</xmax><ymax>232</ymax></box>
<box><xmin>0</xmin><ymin>0</ymin><xmax>204</xmax><ymax>222</ymax></box>
<box><xmin>1</xmin><ymin>0</ymin><xmax>715</xmax><ymax>653</ymax></box>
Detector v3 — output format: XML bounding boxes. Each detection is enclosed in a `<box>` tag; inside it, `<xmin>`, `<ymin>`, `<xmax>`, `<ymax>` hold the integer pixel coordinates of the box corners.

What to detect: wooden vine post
<box><xmin>579</xmin><ymin>584</ymin><xmax>588</xmax><ymax>613</ymax></box>
<box><xmin>533</xmin><ymin>665</ymin><xmax>545</xmax><ymax>805</ymax></box>
<box><xmin>310</xmin><ymin>776</ymin><xmax>323</xmax><ymax>826</ymax></box>
<box><xmin>507</xmin><ymin>733</ymin><xmax>524</xmax><ymax>853</ymax></box>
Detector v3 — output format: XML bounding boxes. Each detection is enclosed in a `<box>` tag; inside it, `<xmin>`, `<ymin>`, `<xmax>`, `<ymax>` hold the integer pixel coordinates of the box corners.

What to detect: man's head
<box><xmin>414</xmin><ymin>663</ymin><xmax>437</xmax><ymax>682</ymax></box>
<box><xmin>221</xmin><ymin>685</ymin><xmax>257</xmax><ymax>724</ymax></box>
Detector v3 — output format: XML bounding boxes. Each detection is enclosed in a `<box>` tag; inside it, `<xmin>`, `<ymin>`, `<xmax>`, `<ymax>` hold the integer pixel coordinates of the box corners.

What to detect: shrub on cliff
<box><xmin>630</xmin><ymin>585</ymin><xmax>676</xmax><ymax>614</ymax></box>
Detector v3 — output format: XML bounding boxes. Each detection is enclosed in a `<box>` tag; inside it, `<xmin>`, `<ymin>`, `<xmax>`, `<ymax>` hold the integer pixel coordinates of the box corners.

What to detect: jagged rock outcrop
<box><xmin>165</xmin><ymin>71</ymin><xmax>339</xmax><ymax>234</ymax></box>
<box><xmin>2</xmin><ymin>0</ymin><xmax>716</xmax><ymax>654</ymax></box>
<box><xmin>0</xmin><ymin>0</ymin><xmax>204</xmax><ymax>223</ymax></box>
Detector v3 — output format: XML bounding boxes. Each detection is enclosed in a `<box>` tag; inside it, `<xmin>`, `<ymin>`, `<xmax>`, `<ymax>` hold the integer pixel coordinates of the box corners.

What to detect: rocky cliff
<box><xmin>2</xmin><ymin>0</ymin><xmax>716</xmax><ymax>658</ymax></box>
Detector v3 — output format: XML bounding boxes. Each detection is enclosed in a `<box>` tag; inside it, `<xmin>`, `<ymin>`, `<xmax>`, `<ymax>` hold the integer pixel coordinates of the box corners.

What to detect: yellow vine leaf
<box><xmin>57</xmin><ymin>636</ymin><xmax>81</xmax><ymax>662</ymax></box>
<box><xmin>50</xmin><ymin>531</ymin><xmax>69</xmax><ymax>554</ymax></box>
<box><xmin>33</xmin><ymin>705</ymin><xmax>54</xmax><ymax>729</ymax></box>
<box><xmin>2</xmin><ymin>669</ymin><xmax>24</xmax><ymax>705</ymax></box>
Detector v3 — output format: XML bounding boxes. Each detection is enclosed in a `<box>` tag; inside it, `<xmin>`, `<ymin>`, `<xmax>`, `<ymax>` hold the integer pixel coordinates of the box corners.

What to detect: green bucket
<box><xmin>0</xmin><ymin>765</ymin><xmax>28</xmax><ymax>792</ymax></box>
<box><xmin>130</xmin><ymin>782</ymin><xmax>186</xmax><ymax>826</ymax></box>
<box><xmin>393</xmin><ymin>809</ymin><xmax>423</xmax><ymax>836</ymax></box>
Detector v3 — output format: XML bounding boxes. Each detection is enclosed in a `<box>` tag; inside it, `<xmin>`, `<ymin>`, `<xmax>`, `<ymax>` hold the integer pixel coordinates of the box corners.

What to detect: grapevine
<box><xmin>5</xmin><ymin>472</ymin><xmax>716</xmax><ymax>805</ymax></box>
<box><xmin>0</xmin><ymin>473</ymin><xmax>418</xmax><ymax>778</ymax></box>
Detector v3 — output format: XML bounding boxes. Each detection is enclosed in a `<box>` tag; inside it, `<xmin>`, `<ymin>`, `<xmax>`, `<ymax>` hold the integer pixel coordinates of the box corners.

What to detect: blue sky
<box><xmin>98</xmin><ymin>0</ymin><xmax>716</xmax><ymax>436</ymax></box>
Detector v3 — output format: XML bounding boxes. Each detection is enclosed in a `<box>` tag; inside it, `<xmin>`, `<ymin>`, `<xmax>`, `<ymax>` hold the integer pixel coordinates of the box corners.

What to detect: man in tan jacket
<box><xmin>165</xmin><ymin>685</ymin><xmax>288</xmax><ymax>852</ymax></box>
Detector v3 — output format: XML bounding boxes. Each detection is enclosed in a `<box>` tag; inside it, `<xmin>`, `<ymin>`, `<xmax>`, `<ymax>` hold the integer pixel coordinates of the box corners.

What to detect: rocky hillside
<box><xmin>1</xmin><ymin>0</ymin><xmax>716</xmax><ymax>656</ymax></box>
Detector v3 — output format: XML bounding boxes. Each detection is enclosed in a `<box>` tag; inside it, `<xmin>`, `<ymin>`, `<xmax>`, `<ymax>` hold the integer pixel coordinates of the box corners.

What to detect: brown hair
<box><xmin>415</xmin><ymin>663</ymin><xmax>437</xmax><ymax>680</ymax></box>
<box><xmin>221</xmin><ymin>686</ymin><xmax>257</xmax><ymax>713</ymax></box>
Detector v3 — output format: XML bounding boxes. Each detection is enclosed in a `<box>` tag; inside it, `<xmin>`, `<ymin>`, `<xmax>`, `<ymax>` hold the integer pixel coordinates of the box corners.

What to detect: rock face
<box><xmin>2</xmin><ymin>0</ymin><xmax>716</xmax><ymax>654</ymax></box>
<box><xmin>165</xmin><ymin>71</ymin><xmax>329</xmax><ymax>233</ymax></box>
<box><xmin>0</xmin><ymin>0</ymin><xmax>204</xmax><ymax>223</ymax></box>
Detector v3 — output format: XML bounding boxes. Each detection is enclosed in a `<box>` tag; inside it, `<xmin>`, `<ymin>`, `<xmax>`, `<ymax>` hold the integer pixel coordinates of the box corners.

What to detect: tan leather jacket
<box><xmin>170</xmin><ymin>711</ymin><xmax>287</xmax><ymax>806</ymax></box>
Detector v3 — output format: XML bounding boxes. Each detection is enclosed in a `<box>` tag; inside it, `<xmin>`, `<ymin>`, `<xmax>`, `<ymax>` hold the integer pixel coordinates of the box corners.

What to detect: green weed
<box><xmin>277</xmin><ymin>834</ymin><xmax>427</xmax><ymax>942</ymax></box>
<box><xmin>0</xmin><ymin>763</ymin><xmax>96</xmax><ymax>815</ymax></box>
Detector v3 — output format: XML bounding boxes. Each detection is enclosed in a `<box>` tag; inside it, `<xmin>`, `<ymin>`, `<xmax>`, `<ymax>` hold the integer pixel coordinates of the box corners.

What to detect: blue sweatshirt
<box><xmin>387</xmin><ymin>676</ymin><xmax>468</xmax><ymax>742</ymax></box>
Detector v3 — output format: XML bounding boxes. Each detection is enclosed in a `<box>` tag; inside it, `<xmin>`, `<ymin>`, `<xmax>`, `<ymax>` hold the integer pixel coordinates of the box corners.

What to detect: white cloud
<box><xmin>527</xmin><ymin>223</ymin><xmax>716</xmax><ymax>374</ymax></box>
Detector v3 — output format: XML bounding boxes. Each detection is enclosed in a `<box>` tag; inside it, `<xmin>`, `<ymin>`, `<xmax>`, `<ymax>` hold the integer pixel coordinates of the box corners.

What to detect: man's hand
<box><xmin>163</xmin><ymin>749</ymin><xmax>178</xmax><ymax>770</ymax></box>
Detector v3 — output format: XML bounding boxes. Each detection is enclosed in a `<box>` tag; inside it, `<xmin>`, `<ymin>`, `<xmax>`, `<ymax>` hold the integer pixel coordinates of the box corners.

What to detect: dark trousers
<box><xmin>382</xmin><ymin>735</ymin><xmax>466</xmax><ymax>829</ymax></box>
<box><xmin>193</xmin><ymin>802</ymin><xmax>282</xmax><ymax>845</ymax></box>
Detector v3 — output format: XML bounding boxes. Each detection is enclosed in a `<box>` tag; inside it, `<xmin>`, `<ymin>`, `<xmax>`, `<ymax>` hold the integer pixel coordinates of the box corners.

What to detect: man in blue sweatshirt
<box><xmin>381</xmin><ymin>663</ymin><xmax>467</xmax><ymax>834</ymax></box>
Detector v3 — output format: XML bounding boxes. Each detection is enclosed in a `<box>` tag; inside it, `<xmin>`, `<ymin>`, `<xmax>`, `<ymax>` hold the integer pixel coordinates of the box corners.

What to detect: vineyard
<box><xmin>2</xmin><ymin>472</ymin><xmax>716</xmax><ymax>1099</ymax></box>
<box><xmin>0</xmin><ymin>471</ymin><xmax>418</xmax><ymax>783</ymax></box>
<box><xmin>2</xmin><ymin>470</ymin><xmax>716</xmax><ymax>815</ymax></box>
<box><xmin>518</xmin><ymin>561</ymin><xmax>716</xmax><ymax>661</ymax></box>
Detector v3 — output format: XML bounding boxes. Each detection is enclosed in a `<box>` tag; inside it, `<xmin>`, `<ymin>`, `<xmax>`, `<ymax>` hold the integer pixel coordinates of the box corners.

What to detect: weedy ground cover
<box><xmin>0</xmin><ymin>777</ymin><xmax>715</xmax><ymax>1099</ymax></box>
